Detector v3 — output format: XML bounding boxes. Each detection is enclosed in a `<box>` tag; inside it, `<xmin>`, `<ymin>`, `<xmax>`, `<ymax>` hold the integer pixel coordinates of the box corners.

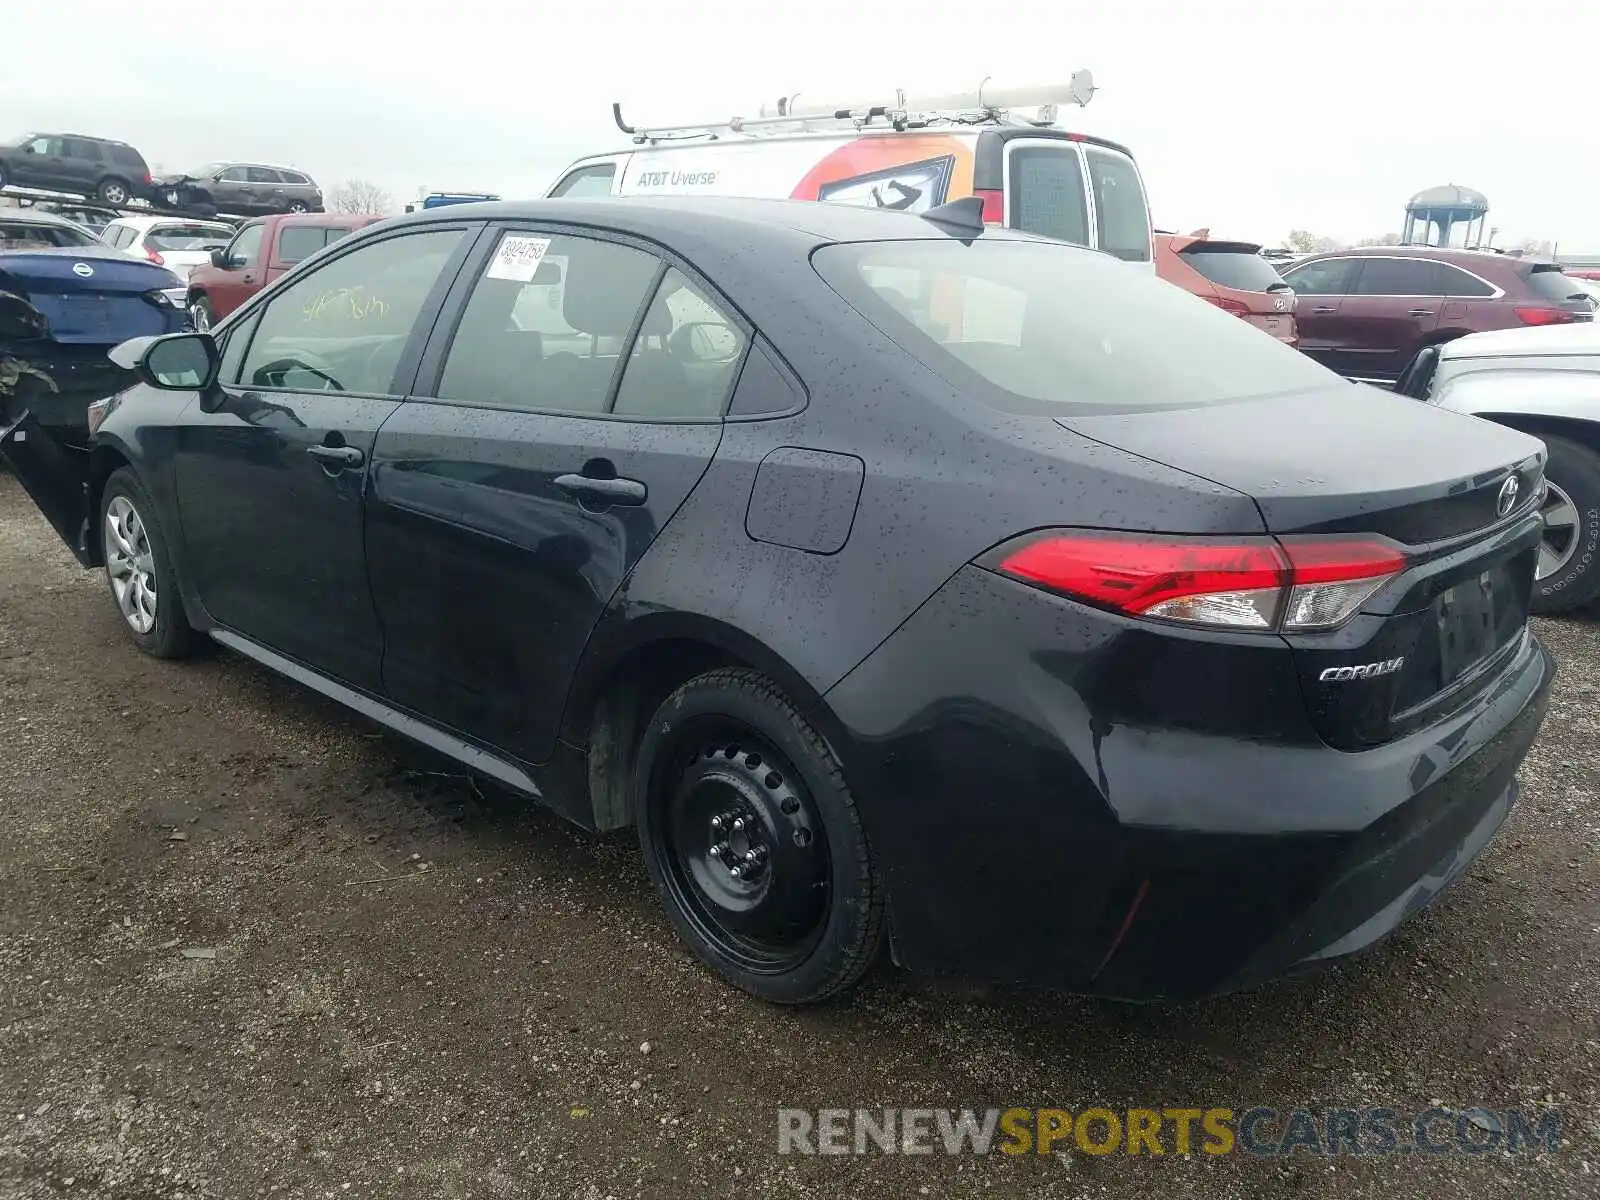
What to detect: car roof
<box><xmin>1440</xmin><ymin>322</ymin><xmax>1600</xmax><ymax>361</ymax></box>
<box><xmin>1296</xmin><ymin>244</ymin><xmax>1551</xmax><ymax>271</ymax></box>
<box><xmin>385</xmin><ymin>194</ymin><xmax>1052</xmax><ymax>248</ymax></box>
<box><xmin>109</xmin><ymin>215</ymin><xmax>234</xmax><ymax>231</ymax></box>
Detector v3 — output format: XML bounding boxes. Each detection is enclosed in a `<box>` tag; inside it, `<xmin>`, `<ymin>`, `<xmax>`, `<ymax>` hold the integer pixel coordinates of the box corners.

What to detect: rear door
<box><xmin>365</xmin><ymin>224</ymin><xmax>738</xmax><ymax>764</ymax></box>
<box><xmin>61</xmin><ymin>139</ymin><xmax>104</xmax><ymax>197</ymax></box>
<box><xmin>248</xmin><ymin>166</ymin><xmax>287</xmax><ymax>210</ymax></box>
<box><xmin>173</xmin><ymin>221</ymin><xmax>478</xmax><ymax>689</ymax></box>
<box><xmin>1000</xmin><ymin>135</ymin><xmax>1154</xmax><ymax>269</ymax></box>
<box><xmin>1279</xmin><ymin>256</ymin><xmax>1360</xmax><ymax>371</ymax></box>
<box><xmin>1337</xmin><ymin>256</ymin><xmax>1445</xmax><ymax>383</ymax></box>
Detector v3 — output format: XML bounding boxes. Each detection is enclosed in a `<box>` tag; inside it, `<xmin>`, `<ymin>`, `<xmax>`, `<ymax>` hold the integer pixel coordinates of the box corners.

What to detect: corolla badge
<box><xmin>1320</xmin><ymin>657</ymin><xmax>1405</xmax><ymax>682</ymax></box>
<box><xmin>1496</xmin><ymin>474</ymin><xmax>1519</xmax><ymax>518</ymax></box>
<box><xmin>71</xmin><ymin>262</ymin><xmax>94</xmax><ymax>278</ymax></box>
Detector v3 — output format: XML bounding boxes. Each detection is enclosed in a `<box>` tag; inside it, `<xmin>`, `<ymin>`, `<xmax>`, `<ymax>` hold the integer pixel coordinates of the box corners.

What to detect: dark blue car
<box><xmin>1</xmin><ymin>209</ymin><xmax>188</xmax><ymax>443</ymax></box>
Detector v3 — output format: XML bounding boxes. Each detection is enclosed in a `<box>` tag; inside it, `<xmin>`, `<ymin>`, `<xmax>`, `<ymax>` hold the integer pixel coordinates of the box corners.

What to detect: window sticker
<box><xmin>486</xmin><ymin>235</ymin><xmax>552</xmax><ymax>283</ymax></box>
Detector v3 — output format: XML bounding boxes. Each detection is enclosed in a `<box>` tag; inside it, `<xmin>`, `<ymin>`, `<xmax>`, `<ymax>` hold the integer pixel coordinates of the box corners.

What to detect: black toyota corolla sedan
<box><xmin>0</xmin><ymin>196</ymin><xmax>1555</xmax><ymax>1005</ymax></box>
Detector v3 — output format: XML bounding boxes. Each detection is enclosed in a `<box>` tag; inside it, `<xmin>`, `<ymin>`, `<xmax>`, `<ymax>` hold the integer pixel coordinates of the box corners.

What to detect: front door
<box><xmin>366</xmin><ymin>225</ymin><xmax>745</xmax><ymax>763</ymax></box>
<box><xmin>208</xmin><ymin>221</ymin><xmax>265</xmax><ymax>319</ymax></box>
<box><xmin>174</xmin><ymin>223</ymin><xmax>475</xmax><ymax>689</ymax></box>
<box><xmin>1279</xmin><ymin>256</ymin><xmax>1359</xmax><ymax>374</ymax></box>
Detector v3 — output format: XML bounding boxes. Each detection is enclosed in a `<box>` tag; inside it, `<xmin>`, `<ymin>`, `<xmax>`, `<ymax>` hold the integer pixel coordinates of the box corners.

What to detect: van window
<box><xmin>1085</xmin><ymin>149</ymin><xmax>1151</xmax><ymax>264</ymax></box>
<box><xmin>1008</xmin><ymin>146</ymin><xmax>1089</xmax><ymax>249</ymax></box>
<box><xmin>550</xmin><ymin>164</ymin><xmax>617</xmax><ymax>198</ymax></box>
<box><xmin>814</xmin><ymin>239</ymin><xmax>1336</xmax><ymax>416</ymax></box>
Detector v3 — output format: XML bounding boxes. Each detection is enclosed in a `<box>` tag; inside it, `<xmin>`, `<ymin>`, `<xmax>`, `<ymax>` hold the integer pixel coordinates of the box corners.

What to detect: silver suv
<box><xmin>1397</xmin><ymin>324</ymin><xmax>1600</xmax><ymax>612</ymax></box>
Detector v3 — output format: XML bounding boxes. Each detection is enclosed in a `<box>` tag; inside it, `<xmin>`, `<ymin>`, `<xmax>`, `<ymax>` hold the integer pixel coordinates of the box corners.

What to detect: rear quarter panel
<box><xmin>562</xmin><ymin>245</ymin><xmax>1264</xmax><ymax>744</ymax></box>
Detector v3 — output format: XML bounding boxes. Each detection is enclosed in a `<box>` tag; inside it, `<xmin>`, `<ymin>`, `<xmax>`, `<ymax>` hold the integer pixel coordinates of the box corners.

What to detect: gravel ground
<box><xmin>0</xmin><ymin>468</ymin><xmax>1596</xmax><ymax>1200</ymax></box>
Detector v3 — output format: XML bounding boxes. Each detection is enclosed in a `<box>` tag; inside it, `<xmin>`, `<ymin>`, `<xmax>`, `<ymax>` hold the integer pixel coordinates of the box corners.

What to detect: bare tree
<box><xmin>328</xmin><ymin>178</ymin><xmax>394</xmax><ymax>216</ymax></box>
<box><xmin>1354</xmin><ymin>232</ymin><xmax>1403</xmax><ymax>247</ymax></box>
<box><xmin>1511</xmin><ymin>236</ymin><xmax>1555</xmax><ymax>256</ymax></box>
<box><xmin>1286</xmin><ymin>229</ymin><xmax>1342</xmax><ymax>254</ymax></box>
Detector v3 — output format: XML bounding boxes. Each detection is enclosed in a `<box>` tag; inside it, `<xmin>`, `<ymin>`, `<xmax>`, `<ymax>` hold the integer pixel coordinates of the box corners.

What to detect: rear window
<box><xmin>147</xmin><ymin>224</ymin><xmax>233</xmax><ymax>251</ymax></box>
<box><xmin>1524</xmin><ymin>265</ymin><xmax>1592</xmax><ymax>304</ymax></box>
<box><xmin>0</xmin><ymin>220</ymin><xmax>96</xmax><ymax>249</ymax></box>
<box><xmin>1181</xmin><ymin>244</ymin><xmax>1288</xmax><ymax>293</ymax></box>
<box><xmin>277</xmin><ymin>224</ymin><xmax>355</xmax><ymax>264</ymax></box>
<box><xmin>1008</xmin><ymin>147</ymin><xmax>1089</xmax><ymax>248</ymax></box>
<box><xmin>813</xmin><ymin>239</ymin><xmax>1336</xmax><ymax>415</ymax></box>
<box><xmin>1084</xmin><ymin>148</ymin><xmax>1151</xmax><ymax>264</ymax></box>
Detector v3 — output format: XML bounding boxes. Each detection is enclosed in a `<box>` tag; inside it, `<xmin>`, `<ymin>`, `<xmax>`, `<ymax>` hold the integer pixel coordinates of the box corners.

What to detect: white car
<box><xmin>1396</xmin><ymin>322</ymin><xmax>1600</xmax><ymax>611</ymax></box>
<box><xmin>98</xmin><ymin>215</ymin><xmax>235</xmax><ymax>277</ymax></box>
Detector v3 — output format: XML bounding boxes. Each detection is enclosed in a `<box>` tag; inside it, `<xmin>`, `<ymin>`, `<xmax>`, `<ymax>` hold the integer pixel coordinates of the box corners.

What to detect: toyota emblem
<box><xmin>71</xmin><ymin>262</ymin><xmax>94</xmax><ymax>278</ymax></box>
<box><xmin>1496</xmin><ymin>474</ymin><xmax>1519</xmax><ymax>518</ymax></box>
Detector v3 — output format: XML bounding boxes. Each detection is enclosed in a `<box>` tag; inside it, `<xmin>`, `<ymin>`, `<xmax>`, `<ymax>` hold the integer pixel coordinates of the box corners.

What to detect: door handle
<box><xmin>308</xmin><ymin>444</ymin><xmax>364</xmax><ymax>468</ymax></box>
<box><xmin>243</xmin><ymin>273</ymin><xmax>256</xmax><ymax>283</ymax></box>
<box><xmin>1311</xmin><ymin>305</ymin><xmax>1336</xmax><ymax>314</ymax></box>
<box><xmin>554</xmin><ymin>472</ymin><xmax>647</xmax><ymax>506</ymax></box>
<box><xmin>1408</xmin><ymin>308</ymin><xmax>1435</xmax><ymax>317</ymax></box>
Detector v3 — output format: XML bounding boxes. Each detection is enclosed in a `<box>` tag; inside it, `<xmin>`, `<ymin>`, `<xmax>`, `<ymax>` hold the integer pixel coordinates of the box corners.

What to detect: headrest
<box><xmin>562</xmin><ymin>247</ymin><xmax>671</xmax><ymax>338</ymax></box>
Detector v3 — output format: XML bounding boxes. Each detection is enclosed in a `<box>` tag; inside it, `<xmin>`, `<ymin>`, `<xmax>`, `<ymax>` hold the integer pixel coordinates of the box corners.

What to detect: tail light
<box><xmin>971</xmin><ymin>188</ymin><xmax>1004</xmax><ymax>225</ymax></box>
<box><xmin>1203</xmin><ymin>295</ymin><xmax>1252</xmax><ymax>318</ymax></box>
<box><xmin>1514</xmin><ymin>306</ymin><xmax>1575</xmax><ymax>326</ymax></box>
<box><xmin>144</xmin><ymin>244</ymin><xmax>166</xmax><ymax>266</ymax></box>
<box><xmin>980</xmin><ymin>531</ymin><xmax>1407</xmax><ymax>632</ymax></box>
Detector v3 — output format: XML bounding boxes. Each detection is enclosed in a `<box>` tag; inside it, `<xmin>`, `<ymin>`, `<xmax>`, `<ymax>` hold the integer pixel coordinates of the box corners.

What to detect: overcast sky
<box><xmin>3</xmin><ymin>0</ymin><xmax>1590</xmax><ymax>249</ymax></box>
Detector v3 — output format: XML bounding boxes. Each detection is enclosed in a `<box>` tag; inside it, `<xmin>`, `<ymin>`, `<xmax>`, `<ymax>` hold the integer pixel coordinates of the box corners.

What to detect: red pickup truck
<box><xmin>185</xmin><ymin>212</ymin><xmax>383</xmax><ymax>331</ymax></box>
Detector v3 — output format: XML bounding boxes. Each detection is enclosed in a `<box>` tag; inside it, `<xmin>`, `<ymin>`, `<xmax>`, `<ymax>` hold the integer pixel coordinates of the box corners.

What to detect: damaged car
<box><xmin>1</xmin><ymin>209</ymin><xmax>189</xmax><ymax>446</ymax></box>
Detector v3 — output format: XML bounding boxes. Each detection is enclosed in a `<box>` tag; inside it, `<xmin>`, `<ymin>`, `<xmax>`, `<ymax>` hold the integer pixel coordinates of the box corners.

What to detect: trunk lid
<box><xmin>1061</xmin><ymin>383</ymin><xmax>1548</xmax><ymax>749</ymax></box>
<box><xmin>0</xmin><ymin>248</ymin><xmax>183</xmax><ymax>344</ymax></box>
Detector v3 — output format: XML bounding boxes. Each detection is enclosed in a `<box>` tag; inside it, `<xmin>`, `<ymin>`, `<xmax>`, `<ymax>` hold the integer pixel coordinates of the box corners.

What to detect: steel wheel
<box><xmin>105</xmin><ymin>495</ymin><xmax>158</xmax><ymax>634</ymax></box>
<box><xmin>652</xmin><ymin>721</ymin><xmax>832</xmax><ymax>974</ymax></box>
<box><xmin>1537</xmin><ymin>480</ymin><xmax>1581</xmax><ymax>581</ymax></box>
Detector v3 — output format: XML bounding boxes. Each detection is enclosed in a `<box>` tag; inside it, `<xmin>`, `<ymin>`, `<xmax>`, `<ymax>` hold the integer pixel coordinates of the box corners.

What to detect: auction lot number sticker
<box><xmin>487</xmin><ymin>235</ymin><xmax>552</xmax><ymax>282</ymax></box>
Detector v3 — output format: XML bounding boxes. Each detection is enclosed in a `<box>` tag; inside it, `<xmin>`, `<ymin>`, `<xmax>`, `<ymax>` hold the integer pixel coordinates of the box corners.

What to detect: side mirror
<box><xmin>137</xmin><ymin>333</ymin><xmax>220</xmax><ymax>391</ymax></box>
<box><xmin>22</xmin><ymin>144</ymin><xmax>35</xmax><ymax>155</ymax></box>
<box><xmin>209</xmin><ymin>248</ymin><xmax>228</xmax><ymax>268</ymax></box>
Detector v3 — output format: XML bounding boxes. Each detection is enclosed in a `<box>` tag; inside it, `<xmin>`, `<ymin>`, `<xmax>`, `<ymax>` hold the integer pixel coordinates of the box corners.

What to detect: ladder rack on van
<box><xmin>612</xmin><ymin>72</ymin><xmax>1098</xmax><ymax>144</ymax></box>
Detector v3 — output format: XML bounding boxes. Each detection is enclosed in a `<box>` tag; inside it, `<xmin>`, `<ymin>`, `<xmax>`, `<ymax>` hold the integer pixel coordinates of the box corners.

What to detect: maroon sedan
<box><xmin>1279</xmin><ymin>246</ymin><xmax>1593</xmax><ymax>385</ymax></box>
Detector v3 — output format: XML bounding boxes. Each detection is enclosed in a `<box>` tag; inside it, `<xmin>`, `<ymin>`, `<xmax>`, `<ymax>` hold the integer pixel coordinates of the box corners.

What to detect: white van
<box><xmin>544</xmin><ymin>76</ymin><xmax>1155</xmax><ymax>269</ymax></box>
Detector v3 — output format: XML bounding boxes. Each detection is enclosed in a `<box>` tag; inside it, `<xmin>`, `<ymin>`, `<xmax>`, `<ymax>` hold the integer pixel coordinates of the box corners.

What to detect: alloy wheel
<box><xmin>190</xmin><ymin>303</ymin><xmax>211</xmax><ymax>333</ymax></box>
<box><xmin>1537</xmin><ymin>481</ymin><xmax>1582</xmax><ymax>581</ymax></box>
<box><xmin>653</xmin><ymin>722</ymin><xmax>832</xmax><ymax>974</ymax></box>
<box><xmin>105</xmin><ymin>495</ymin><xmax>157</xmax><ymax>634</ymax></box>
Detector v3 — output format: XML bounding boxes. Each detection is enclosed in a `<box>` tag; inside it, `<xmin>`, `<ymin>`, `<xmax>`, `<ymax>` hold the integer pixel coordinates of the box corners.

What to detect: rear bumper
<box><xmin>820</xmin><ymin>565</ymin><xmax>1555</xmax><ymax>999</ymax></box>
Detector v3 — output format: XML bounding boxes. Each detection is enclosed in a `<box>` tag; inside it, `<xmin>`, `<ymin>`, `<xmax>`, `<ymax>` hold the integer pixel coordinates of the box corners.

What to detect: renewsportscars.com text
<box><xmin>777</xmin><ymin>1106</ymin><xmax>1562</xmax><ymax>1157</ymax></box>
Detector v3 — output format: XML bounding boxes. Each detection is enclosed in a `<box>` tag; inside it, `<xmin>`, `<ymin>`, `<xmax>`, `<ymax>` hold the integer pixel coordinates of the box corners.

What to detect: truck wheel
<box><xmin>635</xmin><ymin>668</ymin><xmax>886</xmax><ymax>1005</ymax></box>
<box><xmin>96</xmin><ymin>177</ymin><xmax>131</xmax><ymax>206</ymax></box>
<box><xmin>1532</xmin><ymin>434</ymin><xmax>1600</xmax><ymax>613</ymax></box>
<box><xmin>100</xmin><ymin>468</ymin><xmax>199</xmax><ymax>659</ymax></box>
<box><xmin>189</xmin><ymin>295</ymin><xmax>213</xmax><ymax>333</ymax></box>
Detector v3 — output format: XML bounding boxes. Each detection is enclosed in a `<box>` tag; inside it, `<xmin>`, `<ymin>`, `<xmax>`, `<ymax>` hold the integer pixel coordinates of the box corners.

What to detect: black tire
<box><xmin>99</xmin><ymin>468</ymin><xmax>199</xmax><ymax>659</ymax></box>
<box><xmin>635</xmin><ymin>668</ymin><xmax>886</xmax><ymax>1005</ymax></box>
<box><xmin>1531</xmin><ymin>434</ymin><xmax>1600</xmax><ymax>613</ymax></box>
<box><xmin>96</xmin><ymin>177</ymin><xmax>131</xmax><ymax>206</ymax></box>
<box><xmin>189</xmin><ymin>295</ymin><xmax>213</xmax><ymax>333</ymax></box>
<box><xmin>287</xmin><ymin>201</ymin><xmax>309</xmax><ymax>214</ymax></box>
